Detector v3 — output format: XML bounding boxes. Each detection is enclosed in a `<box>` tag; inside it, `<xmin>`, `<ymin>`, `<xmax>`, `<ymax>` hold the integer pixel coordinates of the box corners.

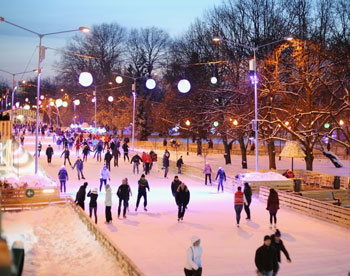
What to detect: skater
<box><xmin>130</xmin><ymin>153</ymin><xmax>142</xmax><ymax>174</ymax></box>
<box><xmin>87</xmin><ymin>187</ymin><xmax>98</xmax><ymax>224</ymax></box>
<box><xmin>176</xmin><ymin>156</ymin><xmax>184</xmax><ymax>174</ymax></box>
<box><xmin>208</xmin><ymin>138</ymin><xmax>213</xmax><ymax>149</ymax></box>
<box><xmin>135</xmin><ymin>174</ymin><xmax>150</xmax><ymax>212</ymax></box>
<box><xmin>60</xmin><ymin>147</ymin><xmax>72</xmax><ymax>166</ymax></box>
<box><xmin>163</xmin><ymin>149</ymin><xmax>170</xmax><ymax>178</ymax></box>
<box><xmin>105</xmin><ymin>184</ymin><xmax>113</xmax><ymax>223</ymax></box>
<box><xmin>144</xmin><ymin>152</ymin><xmax>152</xmax><ymax>175</ymax></box>
<box><xmin>271</xmin><ymin>229</ymin><xmax>291</xmax><ymax>276</ymax></box>
<box><xmin>82</xmin><ymin>144</ymin><xmax>91</xmax><ymax>162</ymax></box>
<box><xmin>184</xmin><ymin>236</ymin><xmax>203</xmax><ymax>276</ymax></box>
<box><xmin>171</xmin><ymin>176</ymin><xmax>182</xmax><ymax>198</ymax></box>
<box><xmin>234</xmin><ymin>186</ymin><xmax>244</xmax><ymax>227</ymax></box>
<box><xmin>215</xmin><ymin>167</ymin><xmax>226</xmax><ymax>192</ymax></box>
<box><xmin>117</xmin><ymin>178</ymin><xmax>132</xmax><ymax>219</ymax></box>
<box><xmin>122</xmin><ymin>141</ymin><xmax>129</xmax><ymax>162</ymax></box>
<box><xmin>38</xmin><ymin>141</ymin><xmax>42</xmax><ymax>157</ymax></box>
<box><xmin>113</xmin><ymin>145</ymin><xmax>120</xmax><ymax>167</ymax></box>
<box><xmin>176</xmin><ymin>182</ymin><xmax>190</xmax><ymax>221</ymax></box>
<box><xmin>163</xmin><ymin>138</ymin><xmax>167</xmax><ymax>147</ymax></box>
<box><xmin>104</xmin><ymin>150</ymin><xmax>113</xmax><ymax>171</ymax></box>
<box><xmin>56</xmin><ymin>137</ymin><xmax>62</xmax><ymax>151</ymax></box>
<box><xmin>99</xmin><ymin>164</ymin><xmax>111</xmax><ymax>191</ymax></box>
<box><xmin>45</xmin><ymin>144</ymin><xmax>54</xmax><ymax>163</ymax></box>
<box><xmin>267</xmin><ymin>189</ymin><xmax>279</xmax><ymax>229</ymax></box>
<box><xmin>20</xmin><ymin>134</ymin><xmax>24</xmax><ymax>146</ymax></box>
<box><xmin>75</xmin><ymin>182</ymin><xmax>88</xmax><ymax>210</ymax></box>
<box><xmin>255</xmin><ymin>236</ymin><xmax>278</xmax><ymax>276</ymax></box>
<box><xmin>72</xmin><ymin>156</ymin><xmax>85</xmax><ymax>180</ymax></box>
<box><xmin>149</xmin><ymin>150</ymin><xmax>157</xmax><ymax>171</ymax></box>
<box><xmin>94</xmin><ymin>142</ymin><xmax>103</xmax><ymax>162</ymax></box>
<box><xmin>75</xmin><ymin>139</ymin><xmax>81</xmax><ymax>156</ymax></box>
<box><xmin>244</xmin><ymin>182</ymin><xmax>252</xmax><ymax>220</ymax></box>
<box><xmin>58</xmin><ymin>165</ymin><xmax>69</xmax><ymax>193</ymax></box>
<box><xmin>203</xmin><ymin>162</ymin><xmax>212</xmax><ymax>185</ymax></box>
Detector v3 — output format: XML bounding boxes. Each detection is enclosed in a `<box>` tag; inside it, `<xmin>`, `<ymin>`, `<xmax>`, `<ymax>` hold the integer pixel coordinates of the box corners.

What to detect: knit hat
<box><xmin>61</xmin><ymin>165</ymin><xmax>65</xmax><ymax>169</ymax></box>
<box><xmin>191</xmin><ymin>235</ymin><xmax>200</xmax><ymax>244</ymax></box>
<box><xmin>122</xmin><ymin>178</ymin><xmax>128</xmax><ymax>185</ymax></box>
<box><xmin>106</xmin><ymin>184</ymin><xmax>110</xmax><ymax>189</ymax></box>
<box><xmin>264</xmin><ymin>235</ymin><xmax>271</xmax><ymax>241</ymax></box>
<box><xmin>92</xmin><ymin>188</ymin><xmax>98</xmax><ymax>194</ymax></box>
<box><xmin>275</xmin><ymin>229</ymin><xmax>281</xmax><ymax>237</ymax></box>
<box><xmin>141</xmin><ymin>174</ymin><xmax>145</xmax><ymax>178</ymax></box>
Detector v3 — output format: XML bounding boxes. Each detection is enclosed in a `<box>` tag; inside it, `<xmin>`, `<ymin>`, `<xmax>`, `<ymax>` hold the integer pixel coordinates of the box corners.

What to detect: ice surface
<box><xmin>240</xmin><ymin>172</ymin><xmax>289</xmax><ymax>181</ymax></box>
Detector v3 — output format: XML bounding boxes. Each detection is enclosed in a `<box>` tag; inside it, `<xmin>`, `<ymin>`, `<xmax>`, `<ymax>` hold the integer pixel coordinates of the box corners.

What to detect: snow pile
<box><xmin>239</xmin><ymin>172</ymin><xmax>288</xmax><ymax>181</ymax></box>
<box><xmin>0</xmin><ymin>174</ymin><xmax>56</xmax><ymax>188</ymax></box>
<box><xmin>2</xmin><ymin>205</ymin><xmax>125</xmax><ymax>276</ymax></box>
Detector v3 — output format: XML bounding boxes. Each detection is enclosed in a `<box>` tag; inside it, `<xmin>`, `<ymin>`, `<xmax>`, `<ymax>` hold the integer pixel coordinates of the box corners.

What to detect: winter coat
<box><xmin>117</xmin><ymin>184</ymin><xmax>131</xmax><ymax>200</ymax></box>
<box><xmin>150</xmin><ymin>151</ymin><xmax>157</xmax><ymax>162</ymax></box>
<box><xmin>255</xmin><ymin>245</ymin><xmax>278</xmax><ymax>273</ymax></box>
<box><xmin>203</xmin><ymin>164</ymin><xmax>212</xmax><ymax>174</ymax></box>
<box><xmin>171</xmin><ymin>180</ymin><xmax>182</xmax><ymax>197</ymax></box>
<box><xmin>96</xmin><ymin>144</ymin><xmax>103</xmax><ymax>152</ymax></box>
<box><xmin>122</xmin><ymin>143</ymin><xmax>129</xmax><ymax>153</ymax></box>
<box><xmin>163</xmin><ymin>152</ymin><xmax>170</xmax><ymax>167</ymax></box>
<box><xmin>267</xmin><ymin>193</ymin><xmax>280</xmax><ymax>211</ymax></box>
<box><xmin>87</xmin><ymin>191</ymin><xmax>98</xmax><ymax>207</ymax></box>
<box><xmin>104</xmin><ymin>152</ymin><xmax>113</xmax><ymax>162</ymax></box>
<box><xmin>176</xmin><ymin>158</ymin><xmax>184</xmax><ymax>168</ymax></box>
<box><xmin>100</xmin><ymin>167</ymin><xmax>110</xmax><ymax>180</ymax></box>
<box><xmin>234</xmin><ymin>191</ymin><xmax>244</xmax><ymax>205</ymax></box>
<box><xmin>113</xmin><ymin>147</ymin><xmax>120</xmax><ymax>158</ymax></box>
<box><xmin>138</xmin><ymin>179</ymin><xmax>150</xmax><ymax>193</ymax></box>
<box><xmin>215</xmin><ymin>169</ymin><xmax>226</xmax><ymax>181</ymax></box>
<box><xmin>105</xmin><ymin>186</ymin><xmax>112</xmax><ymax>206</ymax></box>
<box><xmin>131</xmin><ymin>155</ymin><xmax>142</xmax><ymax>164</ymax></box>
<box><xmin>58</xmin><ymin>168</ymin><xmax>68</xmax><ymax>181</ymax></box>
<box><xmin>184</xmin><ymin>245</ymin><xmax>202</xmax><ymax>270</ymax></box>
<box><xmin>46</xmin><ymin>146</ymin><xmax>54</xmax><ymax>157</ymax></box>
<box><xmin>60</xmin><ymin>150</ymin><xmax>70</xmax><ymax>158</ymax></box>
<box><xmin>56</xmin><ymin>139</ymin><xmax>62</xmax><ymax>145</ymax></box>
<box><xmin>244</xmin><ymin>184</ymin><xmax>252</xmax><ymax>204</ymax></box>
<box><xmin>176</xmin><ymin>185</ymin><xmax>190</xmax><ymax>206</ymax></box>
<box><xmin>82</xmin><ymin>145</ymin><xmax>91</xmax><ymax>155</ymax></box>
<box><xmin>72</xmin><ymin>159</ymin><xmax>84</xmax><ymax>170</ymax></box>
<box><xmin>75</xmin><ymin>141</ymin><xmax>80</xmax><ymax>150</ymax></box>
<box><xmin>271</xmin><ymin>235</ymin><xmax>291</xmax><ymax>263</ymax></box>
<box><xmin>75</xmin><ymin>184</ymin><xmax>87</xmax><ymax>203</ymax></box>
<box><xmin>144</xmin><ymin>154</ymin><xmax>152</xmax><ymax>163</ymax></box>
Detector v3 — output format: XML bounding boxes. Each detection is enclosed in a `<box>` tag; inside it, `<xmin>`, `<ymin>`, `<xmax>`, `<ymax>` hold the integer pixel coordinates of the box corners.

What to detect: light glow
<box><xmin>146</xmin><ymin>78</ymin><xmax>156</xmax><ymax>89</ymax></box>
<box><xmin>115</xmin><ymin>76</ymin><xmax>123</xmax><ymax>84</ymax></box>
<box><xmin>79</xmin><ymin>72</ymin><xmax>93</xmax><ymax>87</ymax></box>
<box><xmin>177</xmin><ymin>79</ymin><xmax>191</xmax><ymax>93</ymax></box>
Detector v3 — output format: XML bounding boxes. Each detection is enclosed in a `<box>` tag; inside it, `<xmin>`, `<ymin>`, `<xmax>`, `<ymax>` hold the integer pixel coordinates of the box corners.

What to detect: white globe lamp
<box><xmin>79</xmin><ymin>72</ymin><xmax>93</xmax><ymax>87</ymax></box>
<box><xmin>177</xmin><ymin>79</ymin><xmax>191</xmax><ymax>93</ymax></box>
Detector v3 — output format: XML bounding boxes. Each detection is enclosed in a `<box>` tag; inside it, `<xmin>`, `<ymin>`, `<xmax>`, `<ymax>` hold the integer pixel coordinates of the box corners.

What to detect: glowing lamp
<box><xmin>49</xmin><ymin>101</ymin><xmax>54</xmax><ymax>106</ymax></box>
<box><xmin>40</xmin><ymin>95</ymin><xmax>45</xmax><ymax>100</ymax></box>
<box><xmin>91</xmin><ymin>97</ymin><xmax>96</xmax><ymax>103</ymax></box>
<box><xmin>146</xmin><ymin>78</ymin><xmax>156</xmax><ymax>90</ymax></box>
<box><xmin>62</xmin><ymin>101</ymin><xmax>68</xmax><ymax>107</ymax></box>
<box><xmin>56</xmin><ymin>99</ymin><xmax>63</xmax><ymax>107</ymax></box>
<box><xmin>339</xmin><ymin>120</ymin><xmax>344</xmax><ymax>126</ymax></box>
<box><xmin>115</xmin><ymin>76</ymin><xmax>123</xmax><ymax>84</ymax></box>
<box><xmin>233</xmin><ymin>120</ymin><xmax>238</xmax><ymax>126</ymax></box>
<box><xmin>79</xmin><ymin>72</ymin><xmax>93</xmax><ymax>87</ymax></box>
<box><xmin>185</xmin><ymin>120</ymin><xmax>191</xmax><ymax>126</ymax></box>
<box><xmin>213</xmin><ymin>121</ymin><xmax>219</xmax><ymax>127</ymax></box>
<box><xmin>73</xmin><ymin>99</ymin><xmax>80</xmax><ymax>106</ymax></box>
<box><xmin>177</xmin><ymin>79</ymin><xmax>191</xmax><ymax>93</ymax></box>
<box><xmin>108</xmin><ymin>96</ymin><xmax>114</xmax><ymax>102</ymax></box>
<box><xmin>324</xmin><ymin>123</ymin><xmax>330</xmax><ymax>129</ymax></box>
<box><xmin>210</xmin><ymin>77</ymin><xmax>218</xmax><ymax>84</ymax></box>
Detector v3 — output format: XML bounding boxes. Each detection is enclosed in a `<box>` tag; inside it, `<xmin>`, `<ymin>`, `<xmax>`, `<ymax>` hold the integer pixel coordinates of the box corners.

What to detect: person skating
<box><xmin>144</xmin><ymin>152</ymin><xmax>152</xmax><ymax>175</ymax></box>
<box><xmin>99</xmin><ymin>164</ymin><xmax>111</xmax><ymax>191</ymax></box>
<box><xmin>176</xmin><ymin>182</ymin><xmax>190</xmax><ymax>221</ymax></box>
<box><xmin>58</xmin><ymin>165</ymin><xmax>69</xmax><ymax>193</ymax></box>
<box><xmin>45</xmin><ymin>144</ymin><xmax>54</xmax><ymax>164</ymax></box>
<box><xmin>117</xmin><ymin>178</ymin><xmax>132</xmax><ymax>219</ymax></box>
<box><xmin>184</xmin><ymin>236</ymin><xmax>203</xmax><ymax>276</ymax></box>
<box><xmin>203</xmin><ymin>162</ymin><xmax>212</xmax><ymax>185</ymax></box>
<box><xmin>75</xmin><ymin>139</ymin><xmax>80</xmax><ymax>156</ymax></box>
<box><xmin>72</xmin><ymin>156</ymin><xmax>85</xmax><ymax>180</ymax></box>
<box><xmin>177</xmin><ymin>156</ymin><xmax>184</xmax><ymax>174</ymax></box>
<box><xmin>105</xmin><ymin>184</ymin><xmax>113</xmax><ymax>223</ymax></box>
<box><xmin>135</xmin><ymin>174</ymin><xmax>150</xmax><ymax>212</ymax></box>
<box><xmin>82</xmin><ymin>144</ymin><xmax>91</xmax><ymax>162</ymax></box>
<box><xmin>38</xmin><ymin>141</ymin><xmax>42</xmax><ymax>157</ymax></box>
<box><xmin>94</xmin><ymin>142</ymin><xmax>103</xmax><ymax>162</ymax></box>
<box><xmin>267</xmin><ymin>189</ymin><xmax>279</xmax><ymax>229</ymax></box>
<box><xmin>255</xmin><ymin>236</ymin><xmax>278</xmax><ymax>276</ymax></box>
<box><xmin>104</xmin><ymin>150</ymin><xmax>113</xmax><ymax>171</ymax></box>
<box><xmin>215</xmin><ymin>167</ymin><xmax>226</xmax><ymax>192</ymax></box>
<box><xmin>149</xmin><ymin>150</ymin><xmax>157</xmax><ymax>171</ymax></box>
<box><xmin>244</xmin><ymin>182</ymin><xmax>252</xmax><ymax>220</ymax></box>
<box><xmin>112</xmin><ymin>145</ymin><xmax>120</xmax><ymax>167</ymax></box>
<box><xmin>234</xmin><ymin>186</ymin><xmax>244</xmax><ymax>227</ymax></box>
<box><xmin>122</xmin><ymin>142</ymin><xmax>129</xmax><ymax>162</ymax></box>
<box><xmin>163</xmin><ymin>149</ymin><xmax>170</xmax><ymax>178</ymax></box>
<box><xmin>87</xmin><ymin>187</ymin><xmax>98</xmax><ymax>224</ymax></box>
<box><xmin>75</xmin><ymin>182</ymin><xmax>88</xmax><ymax>210</ymax></box>
<box><xmin>271</xmin><ymin>229</ymin><xmax>291</xmax><ymax>276</ymax></box>
<box><xmin>130</xmin><ymin>153</ymin><xmax>142</xmax><ymax>174</ymax></box>
<box><xmin>60</xmin><ymin>147</ymin><xmax>72</xmax><ymax>166</ymax></box>
<box><xmin>171</xmin><ymin>176</ymin><xmax>182</xmax><ymax>198</ymax></box>
<box><xmin>20</xmin><ymin>134</ymin><xmax>24</xmax><ymax>146</ymax></box>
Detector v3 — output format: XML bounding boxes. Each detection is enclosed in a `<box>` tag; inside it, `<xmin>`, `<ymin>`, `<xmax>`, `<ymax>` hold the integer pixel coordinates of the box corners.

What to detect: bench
<box><xmin>301</xmin><ymin>191</ymin><xmax>340</xmax><ymax>205</ymax></box>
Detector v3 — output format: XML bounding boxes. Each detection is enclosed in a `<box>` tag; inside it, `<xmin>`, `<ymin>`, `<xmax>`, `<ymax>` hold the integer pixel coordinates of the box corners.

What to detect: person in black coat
<box><xmin>75</xmin><ymin>182</ymin><xmax>88</xmax><ymax>210</ymax></box>
<box><xmin>271</xmin><ymin>230</ymin><xmax>291</xmax><ymax>276</ymax></box>
<box><xmin>60</xmin><ymin>147</ymin><xmax>72</xmax><ymax>166</ymax></box>
<box><xmin>87</xmin><ymin>188</ymin><xmax>98</xmax><ymax>224</ymax></box>
<box><xmin>176</xmin><ymin>182</ymin><xmax>190</xmax><ymax>221</ymax></box>
<box><xmin>243</xmin><ymin>182</ymin><xmax>252</xmax><ymax>220</ymax></box>
<box><xmin>255</xmin><ymin>236</ymin><xmax>278</xmax><ymax>276</ymax></box>
<box><xmin>104</xmin><ymin>150</ymin><xmax>113</xmax><ymax>171</ymax></box>
<box><xmin>113</xmin><ymin>146</ymin><xmax>120</xmax><ymax>167</ymax></box>
<box><xmin>171</xmin><ymin>176</ymin><xmax>182</xmax><ymax>198</ymax></box>
<box><xmin>82</xmin><ymin>145</ymin><xmax>91</xmax><ymax>162</ymax></box>
<box><xmin>46</xmin><ymin>144</ymin><xmax>54</xmax><ymax>163</ymax></box>
<box><xmin>176</xmin><ymin>156</ymin><xmax>184</xmax><ymax>174</ymax></box>
<box><xmin>135</xmin><ymin>174</ymin><xmax>150</xmax><ymax>212</ymax></box>
<box><xmin>130</xmin><ymin>154</ymin><xmax>142</xmax><ymax>174</ymax></box>
<box><xmin>117</xmin><ymin>178</ymin><xmax>132</xmax><ymax>218</ymax></box>
<box><xmin>122</xmin><ymin>142</ymin><xmax>129</xmax><ymax>162</ymax></box>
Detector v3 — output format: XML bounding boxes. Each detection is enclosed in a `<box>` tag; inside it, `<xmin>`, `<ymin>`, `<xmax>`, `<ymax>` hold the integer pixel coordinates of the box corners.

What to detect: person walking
<box><xmin>105</xmin><ymin>184</ymin><xmax>113</xmax><ymax>224</ymax></box>
<box><xmin>176</xmin><ymin>182</ymin><xmax>190</xmax><ymax>221</ymax></box>
<box><xmin>135</xmin><ymin>174</ymin><xmax>150</xmax><ymax>212</ymax></box>
<box><xmin>177</xmin><ymin>156</ymin><xmax>184</xmax><ymax>174</ymax></box>
<box><xmin>58</xmin><ymin>165</ymin><xmax>69</xmax><ymax>193</ymax></box>
<box><xmin>87</xmin><ymin>187</ymin><xmax>98</xmax><ymax>224</ymax></box>
<box><xmin>255</xmin><ymin>236</ymin><xmax>278</xmax><ymax>276</ymax></box>
<box><xmin>271</xmin><ymin>229</ymin><xmax>291</xmax><ymax>276</ymax></box>
<box><xmin>234</xmin><ymin>186</ymin><xmax>244</xmax><ymax>227</ymax></box>
<box><xmin>163</xmin><ymin>149</ymin><xmax>170</xmax><ymax>178</ymax></box>
<box><xmin>104</xmin><ymin>150</ymin><xmax>113</xmax><ymax>171</ymax></box>
<box><xmin>171</xmin><ymin>176</ymin><xmax>182</xmax><ymax>198</ymax></box>
<box><xmin>38</xmin><ymin>141</ymin><xmax>42</xmax><ymax>157</ymax></box>
<box><xmin>184</xmin><ymin>236</ymin><xmax>203</xmax><ymax>276</ymax></box>
<box><xmin>75</xmin><ymin>182</ymin><xmax>88</xmax><ymax>210</ymax></box>
<box><xmin>122</xmin><ymin>142</ymin><xmax>129</xmax><ymax>162</ymax></box>
<box><xmin>117</xmin><ymin>178</ymin><xmax>132</xmax><ymax>219</ymax></box>
<box><xmin>203</xmin><ymin>162</ymin><xmax>212</xmax><ymax>185</ymax></box>
<box><xmin>60</xmin><ymin>147</ymin><xmax>72</xmax><ymax>166</ymax></box>
<box><xmin>112</xmin><ymin>145</ymin><xmax>120</xmax><ymax>167</ymax></box>
<box><xmin>45</xmin><ymin>144</ymin><xmax>54</xmax><ymax>164</ymax></box>
<box><xmin>215</xmin><ymin>167</ymin><xmax>226</xmax><ymax>192</ymax></box>
<box><xmin>130</xmin><ymin>153</ymin><xmax>142</xmax><ymax>174</ymax></box>
<box><xmin>267</xmin><ymin>189</ymin><xmax>280</xmax><ymax>229</ymax></box>
<box><xmin>244</xmin><ymin>182</ymin><xmax>252</xmax><ymax>220</ymax></box>
<box><xmin>99</xmin><ymin>165</ymin><xmax>111</xmax><ymax>191</ymax></box>
<box><xmin>72</xmin><ymin>156</ymin><xmax>85</xmax><ymax>180</ymax></box>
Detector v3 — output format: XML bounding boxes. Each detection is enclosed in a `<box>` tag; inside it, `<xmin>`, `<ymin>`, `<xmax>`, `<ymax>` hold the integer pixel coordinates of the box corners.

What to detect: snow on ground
<box><xmin>2</xmin><ymin>205</ymin><xmax>125</xmax><ymax>276</ymax></box>
<box><xmin>11</xmin><ymin>135</ymin><xmax>350</xmax><ymax>276</ymax></box>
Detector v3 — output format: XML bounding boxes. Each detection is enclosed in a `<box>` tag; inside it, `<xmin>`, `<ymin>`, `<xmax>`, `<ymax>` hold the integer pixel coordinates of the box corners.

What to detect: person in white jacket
<box><xmin>184</xmin><ymin>236</ymin><xmax>202</xmax><ymax>276</ymax></box>
<box><xmin>105</xmin><ymin>184</ymin><xmax>112</xmax><ymax>223</ymax></box>
<box><xmin>99</xmin><ymin>165</ymin><xmax>111</xmax><ymax>191</ymax></box>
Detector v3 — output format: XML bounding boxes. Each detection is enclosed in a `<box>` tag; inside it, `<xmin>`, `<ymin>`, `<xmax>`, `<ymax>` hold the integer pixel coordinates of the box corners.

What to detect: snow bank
<box><xmin>0</xmin><ymin>174</ymin><xmax>56</xmax><ymax>188</ymax></box>
<box><xmin>2</xmin><ymin>205</ymin><xmax>125</xmax><ymax>276</ymax></box>
<box><xmin>239</xmin><ymin>171</ymin><xmax>288</xmax><ymax>181</ymax></box>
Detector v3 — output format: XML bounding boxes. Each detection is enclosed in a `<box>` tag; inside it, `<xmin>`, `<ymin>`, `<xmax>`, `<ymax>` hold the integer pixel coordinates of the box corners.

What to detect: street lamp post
<box><xmin>213</xmin><ymin>36</ymin><xmax>292</xmax><ymax>172</ymax></box>
<box><xmin>0</xmin><ymin>17</ymin><xmax>89</xmax><ymax>174</ymax></box>
<box><xmin>185</xmin><ymin>120</ymin><xmax>191</xmax><ymax>155</ymax></box>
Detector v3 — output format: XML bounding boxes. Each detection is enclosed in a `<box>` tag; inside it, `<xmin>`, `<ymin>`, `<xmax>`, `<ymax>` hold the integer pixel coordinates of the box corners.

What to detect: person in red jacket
<box><xmin>267</xmin><ymin>188</ymin><xmax>280</xmax><ymax>229</ymax></box>
<box><xmin>234</xmin><ymin>186</ymin><xmax>244</xmax><ymax>227</ymax></box>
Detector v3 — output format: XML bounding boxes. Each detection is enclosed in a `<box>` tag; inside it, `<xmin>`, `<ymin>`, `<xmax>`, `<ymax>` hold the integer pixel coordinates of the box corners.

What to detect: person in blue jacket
<box><xmin>58</xmin><ymin>165</ymin><xmax>69</xmax><ymax>193</ymax></box>
<box><xmin>72</xmin><ymin>156</ymin><xmax>85</xmax><ymax>180</ymax></box>
<box><xmin>215</xmin><ymin>167</ymin><xmax>226</xmax><ymax>192</ymax></box>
